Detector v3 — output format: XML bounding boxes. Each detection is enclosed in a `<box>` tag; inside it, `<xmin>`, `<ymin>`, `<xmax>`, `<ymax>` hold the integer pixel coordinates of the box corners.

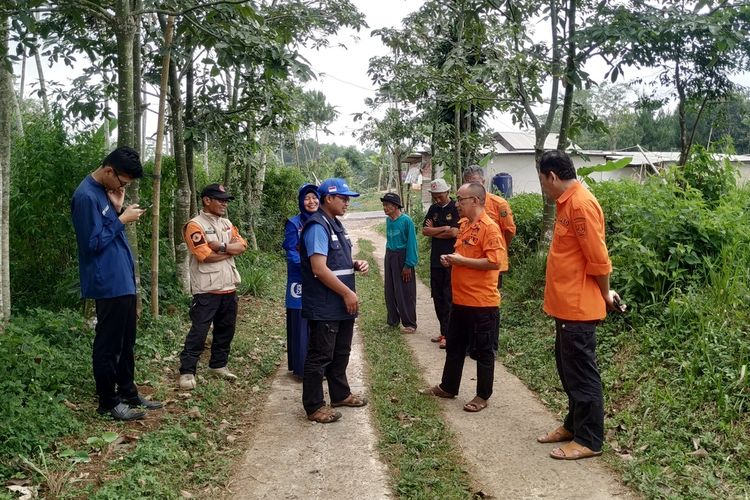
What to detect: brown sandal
<box><xmin>537</xmin><ymin>425</ymin><xmax>574</xmax><ymax>443</ymax></box>
<box><xmin>550</xmin><ymin>442</ymin><xmax>602</xmax><ymax>460</ymax></box>
<box><xmin>331</xmin><ymin>394</ymin><xmax>368</xmax><ymax>408</ymax></box>
<box><xmin>307</xmin><ymin>406</ymin><xmax>341</xmax><ymax>424</ymax></box>
<box><xmin>463</xmin><ymin>397</ymin><xmax>488</xmax><ymax>412</ymax></box>
<box><xmin>419</xmin><ymin>385</ymin><xmax>455</xmax><ymax>398</ymax></box>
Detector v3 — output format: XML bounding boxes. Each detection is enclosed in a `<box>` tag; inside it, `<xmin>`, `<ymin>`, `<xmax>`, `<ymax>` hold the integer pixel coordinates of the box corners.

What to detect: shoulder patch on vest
<box><xmin>191</xmin><ymin>231</ymin><xmax>206</xmax><ymax>246</ymax></box>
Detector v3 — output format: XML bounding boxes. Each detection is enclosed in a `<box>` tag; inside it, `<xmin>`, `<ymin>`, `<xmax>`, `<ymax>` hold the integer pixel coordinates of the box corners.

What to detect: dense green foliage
<box><xmin>0</xmin><ymin>308</ymin><xmax>185</xmax><ymax>481</ymax></box>
<box><xmin>9</xmin><ymin>114</ymin><xmax>106</xmax><ymax>310</ymax></box>
<box><xmin>502</xmin><ymin>152</ymin><xmax>750</xmax><ymax>498</ymax></box>
<box><xmin>568</xmin><ymin>87</ymin><xmax>750</xmax><ymax>154</ymax></box>
<box><xmin>0</xmin><ymin>261</ymin><xmax>288</xmax><ymax>497</ymax></box>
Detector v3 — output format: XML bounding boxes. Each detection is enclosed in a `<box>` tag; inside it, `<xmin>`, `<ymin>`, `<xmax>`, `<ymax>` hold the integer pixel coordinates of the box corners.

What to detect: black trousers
<box><xmin>384</xmin><ymin>249</ymin><xmax>417</xmax><ymax>329</ymax></box>
<box><xmin>441</xmin><ymin>305</ymin><xmax>498</xmax><ymax>400</ymax></box>
<box><xmin>302</xmin><ymin>319</ymin><xmax>354</xmax><ymax>415</ymax></box>
<box><xmin>180</xmin><ymin>292</ymin><xmax>238</xmax><ymax>374</ymax></box>
<box><xmin>554</xmin><ymin>319</ymin><xmax>604</xmax><ymax>452</ymax></box>
<box><xmin>429</xmin><ymin>266</ymin><xmax>452</xmax><ymax>338</ymax></box>
<box><xmin>93</xmin><ymin>295</ymin><xmax>139</xmax><ymax>410</ymax></box>
<box><xmin>492</xmin><ymin>274</ymin><xmax>504</xmax><ymax>352</ymax></box>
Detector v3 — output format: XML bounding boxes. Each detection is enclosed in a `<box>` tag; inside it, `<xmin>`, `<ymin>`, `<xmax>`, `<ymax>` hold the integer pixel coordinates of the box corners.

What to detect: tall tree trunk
<box><xmin>557</xmin><ymin>0</ymin><xmax>577</xmax><ymax>150</ymax></box>
<box><xmin>19</xmin><ymin>53</ymin><xmax>25</xmax><ymax>101</ymax></box>
<box><xmin>203</xmin><ymin>131</ymin><xmax>208</xmax><ymax>175</ymax></box>
<box><xmin>454</xmin><ymin>103</ymin><xmax>461</xmax><ymax>183</ymax></box>
<box><xmin>11</xmin><ymin>85</ymin><xmax>23</xmax><ymax>137</ymax></box>
<box><xmin>141</xmin><ymin>91</ymin><xmax>147</xmax><ymax>154</ymax></box>
<box><xmin>14</xmin><ymin>53</ymin><xmax>24</xmax><ymax>136</ymax></box>
<box><xmin>133</xmin><ymin>10</ymin><xmax>143</xmax><ymax>157</ymax></box>
<box><xmin>675</xmin><ymin>63</ymin><xmax>689</xmax><ymax>166</ymax></box>
<box><xmin>223</xmin><ymin>68</ymin><xmax>240</xmax><ymax>187</ymax></box>
<box><xmin>33</xmin><ymin>50</ymin><xmax>49</xmax><ymax>115</ymax></box>
<box><xmin>159</xmin><ymin>14</ymin><xmax>190</xmax><ymax>293</ymax></box>
<box><xmin>539</xmin><ymin>0</ymin><xmax>562</xmax><ymax>242</ymax></box>
<box><xmin>0</xmin><ymin>16</ymin><xmax>12</xmax><ymax>325</ymax></box>
<box><xmin>103</xmin><ymin>107</ymin><xmax>111</xmax><ymax>150</ymax></box>
<box><xmin>293</xmin><ymin>132</ymin><xmax>301</xmax><ymax>168</ymax></box>
<box><xmin>132</xmin><ymin>15</ymin><xmax>144</xmax><ymax>313</ymax></box>
<box><xmin>315</xmin><ymin>125</ymin><xmax>320</xmax><ymax>162</ymax></box>
<box><xmin>114</xmin><ymin>2</ymin><xmax>136</xmax><ymax>148</ymax></box>
<box><xmin>185</xmin><ymin>42</ymin><xmax>197</xmax><ymax>216</ymax></box>
<box><xmin>151</xmin><ymin>15</ymin><xmax>175</xmax><ymax>317</ymax></box>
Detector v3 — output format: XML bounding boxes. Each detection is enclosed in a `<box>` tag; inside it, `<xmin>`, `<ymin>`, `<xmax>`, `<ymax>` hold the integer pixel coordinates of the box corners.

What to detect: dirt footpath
<box><xmin>345</xmin><ymin>218</ymin><xmax>638</xmax><ymax>500</ymax></box>
<box><xmin>229</xmin><ymin>216</ymin><xmax>637</xmax><ymax>500</ymax></box>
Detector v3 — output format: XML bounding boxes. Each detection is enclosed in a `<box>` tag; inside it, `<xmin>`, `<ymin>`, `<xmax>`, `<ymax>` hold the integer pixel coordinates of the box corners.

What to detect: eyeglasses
<box><xmin>456</xmin><ymin>195</ymin><xmax>477</xmax><ymax>203</ymax></box>
<box><xmin>211</xmin><ymin>198</ymin><xmax>229</xmax><ymax>204</ymax></box>
<box><xmin>334</xmin><ymin>195</ymin><xmax>351</xmax><ymax>203</ymax></box>
<box><xmin>113</xmin><ymin>169</ymin><xmax>130</xmax><ymax>188</ymax></box>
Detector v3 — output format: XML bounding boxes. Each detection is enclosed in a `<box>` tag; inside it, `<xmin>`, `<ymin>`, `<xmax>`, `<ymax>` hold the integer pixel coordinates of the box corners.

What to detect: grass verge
<box><xmin>1</xmin><ymin>257</ymin><xmax>287</xmax><ymax>499</ymax></box>
<box><xmin>500</xmin><ymin>252</ymin><xmax>750</xmax><ymax>499</ymax></box>
<box><xmin>355</xmin><ymin>238</ymin><xmax>474</xmax><ymax>499</ymax></box>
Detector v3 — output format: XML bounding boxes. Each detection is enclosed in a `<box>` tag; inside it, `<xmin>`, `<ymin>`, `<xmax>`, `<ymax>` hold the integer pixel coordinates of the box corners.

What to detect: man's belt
<box><xmin>331</xmin><ymin>269</ymin><xmax>354</xmax><ymax>276</ymax></box>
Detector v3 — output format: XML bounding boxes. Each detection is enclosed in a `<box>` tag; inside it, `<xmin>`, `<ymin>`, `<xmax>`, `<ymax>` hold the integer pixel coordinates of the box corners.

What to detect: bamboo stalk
<box><xmin>150</xmin><ymin>15</ymin><xmax>175</xmax><ymax>318</ymax></box>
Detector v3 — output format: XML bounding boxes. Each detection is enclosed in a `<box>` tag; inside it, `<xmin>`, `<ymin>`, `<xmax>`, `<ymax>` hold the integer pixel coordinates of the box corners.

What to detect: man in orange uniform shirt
<box><xmin>536</xmin><ymin>150</ymin><xmax>623</xmax><ymax>460</ymax></box>
<box><xmin>463</xmin><ymin>165</ymin><xmax>515</xmax><ymax>351</ymax></box>
<box><xmin>421</xmin><ymin>182</ymin><xmax>507</xmax><ymax>413</ymax></box>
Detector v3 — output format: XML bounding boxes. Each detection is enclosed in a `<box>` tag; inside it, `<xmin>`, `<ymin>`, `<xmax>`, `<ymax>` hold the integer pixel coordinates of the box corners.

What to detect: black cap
<box><xmin>380</xmin><ymin>192</ymin><xmax>403</xmax><ymax>208</ymax></box>
<box><xmin>200</xmin><ymin>183</ymin><xmax>234</xmax><ymax>200</ymax></box>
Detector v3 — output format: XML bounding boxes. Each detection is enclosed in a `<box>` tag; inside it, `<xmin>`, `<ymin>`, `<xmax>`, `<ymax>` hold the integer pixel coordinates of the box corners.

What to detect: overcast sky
<box><xmin>16</xmin><ymin>1</ymin><xmax>750</xmax><ymax>150</ymax></box>
<box><xmin>299</xmin><ymin>0</ymin><xmax>525</xmax><ymax>147</ymax></box>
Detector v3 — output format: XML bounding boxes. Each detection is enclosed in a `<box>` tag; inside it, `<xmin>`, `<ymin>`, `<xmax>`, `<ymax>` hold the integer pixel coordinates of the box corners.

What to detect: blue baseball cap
<box><xmin>318</xmin><ymin>178</ymin><xmax>360</xmax><ymax>198</ymax></box>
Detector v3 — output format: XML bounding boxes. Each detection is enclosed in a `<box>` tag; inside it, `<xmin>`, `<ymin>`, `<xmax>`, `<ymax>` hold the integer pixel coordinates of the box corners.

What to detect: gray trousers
<box><xmin>384</xmin><ymin>248</ymin><xmax>417</xmax><ymax>329</ymax></box>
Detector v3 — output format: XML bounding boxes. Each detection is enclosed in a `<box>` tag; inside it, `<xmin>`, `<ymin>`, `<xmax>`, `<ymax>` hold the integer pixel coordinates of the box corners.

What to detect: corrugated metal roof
<box><xmin>493</xmin><ymin>131</ymin><xmax>560</xmax><ymax>151</ymax></box>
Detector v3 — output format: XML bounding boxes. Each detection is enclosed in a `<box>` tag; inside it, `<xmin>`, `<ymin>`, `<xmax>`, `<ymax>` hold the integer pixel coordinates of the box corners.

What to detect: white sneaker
<box><xmin>179</xmin><ymin>374</ymin><xmax>197</xmax><ymax>390</ymax></box>
<box><xmin>209</xmin><ymin>367</ymin><xmax>237</xmax><ymax>381</ymax></box>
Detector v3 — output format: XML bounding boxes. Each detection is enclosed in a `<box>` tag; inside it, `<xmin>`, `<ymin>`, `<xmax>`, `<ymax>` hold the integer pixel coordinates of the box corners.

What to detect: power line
<box><xmin>318</xmin><ymin>72</ymin><xmax>376</xmax><ymax>92</ymax></box>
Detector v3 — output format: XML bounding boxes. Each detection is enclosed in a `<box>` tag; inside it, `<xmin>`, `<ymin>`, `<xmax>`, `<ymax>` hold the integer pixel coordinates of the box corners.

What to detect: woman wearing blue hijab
<box><xmin>282</xmin><ymin>183</ymin><xmax>319</xmax><ymax>379</ymax></box>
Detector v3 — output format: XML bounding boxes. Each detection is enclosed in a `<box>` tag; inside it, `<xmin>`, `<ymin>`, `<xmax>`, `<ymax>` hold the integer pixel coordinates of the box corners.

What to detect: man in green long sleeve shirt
<box><xmin>381</xmin><ymin>192</ymin><xmax>419</xmax><ymax>333</ymax></box>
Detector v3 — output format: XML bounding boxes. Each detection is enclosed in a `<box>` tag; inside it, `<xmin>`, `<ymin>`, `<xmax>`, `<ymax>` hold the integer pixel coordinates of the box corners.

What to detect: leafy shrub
<box><xmin>0</xmin><ymin>309</ymin><xmax>90</xmax><ymax>478</ymax></box>
<box><xmin>680</xmin><ymin>145</ymin><xmax>737</xmax><ymax>207</ymax></box>
<box><xmin>235</xmin><ymin>251</ymin><xmax>283</xmax><ymax>297</ymax></box>
<box><xmin>255</xmin><ymin>166</ymin><xmax>308</xmax><ymax>252</ymax></box>
<box><xmin>10</xmin><ymin>113</ymin><xmax>106</xmax><ymax>311</ymax></box>
<box><xmin>592</xmin><ymin>174</ymin><xmax>729</xmax><ymax>306</ymax></box>
<box><xmin>508</xmin><ymin>193</ymin><xmax>543</xmax><ymax>255</ymax></box>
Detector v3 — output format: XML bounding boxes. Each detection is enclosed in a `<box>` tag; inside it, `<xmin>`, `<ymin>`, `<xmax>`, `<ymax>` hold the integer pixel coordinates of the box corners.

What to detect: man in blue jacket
<box><xmin>71</xmin><ymin>146</ymin><xmax>162</xmax><ymax>421</ymax></box>
<box><xmin>300</xmin><ymin>178</ymin><xmax>370</xmax><ymax>424</ymax></box>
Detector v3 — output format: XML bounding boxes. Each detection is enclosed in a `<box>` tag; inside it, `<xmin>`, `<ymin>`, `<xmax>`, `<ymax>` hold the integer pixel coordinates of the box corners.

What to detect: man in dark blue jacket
<box><xmin>300</xmin><ymin>178</ymin><xmax>370</xmax><ymax>424</ymax></box>
<box><xmin>71</xmin><ymin>146</ymin><xmax>162</xmax><ymax>421</ymax></box>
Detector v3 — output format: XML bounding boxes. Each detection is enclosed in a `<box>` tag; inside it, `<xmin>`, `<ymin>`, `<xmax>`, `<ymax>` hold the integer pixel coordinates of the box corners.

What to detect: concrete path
<box><xmin>229</xmin><ymin>216</ymin><xmax>637</xmax><ymax>500</ymax></box>
<box><xmin>345</xmin><ymin>219</ymin><xmax>638</xmax><ymax>500</ymax></box>
<box><xmin>228</xmin><ymin>228</ymin><xmax>391</xmax><ymax>499</ymax></box>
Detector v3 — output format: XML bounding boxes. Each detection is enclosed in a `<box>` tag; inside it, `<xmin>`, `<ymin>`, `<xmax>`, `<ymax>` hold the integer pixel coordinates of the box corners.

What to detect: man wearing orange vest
<box><xmin>536</xmin><ymin>150</ymin><xmax>624</xmax><ymax>460</ymax></box>
<box><xmin>420</xmin><ymin>182</ymin><xmax>507</xmax><ymax>413</ymax></box>
<box><xmin>179</xmin><ymin>184</ymin><xmax>248</xmax><ymax>390</ymax></box>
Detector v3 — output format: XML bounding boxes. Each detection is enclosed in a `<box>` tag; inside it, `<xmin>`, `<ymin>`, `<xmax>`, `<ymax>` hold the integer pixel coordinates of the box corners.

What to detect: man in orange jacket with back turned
<box><xmin>536</xmin><ymin>150</ymin><xmax>624</xmax><ymax>460</ymax></box>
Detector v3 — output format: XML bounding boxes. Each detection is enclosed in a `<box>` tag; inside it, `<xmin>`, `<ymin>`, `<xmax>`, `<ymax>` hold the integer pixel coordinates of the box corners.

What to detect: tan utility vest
<box><xmin>187</xmin><ymin>211</ymin><xmax>241</xmax><ymax>294</ymax></box>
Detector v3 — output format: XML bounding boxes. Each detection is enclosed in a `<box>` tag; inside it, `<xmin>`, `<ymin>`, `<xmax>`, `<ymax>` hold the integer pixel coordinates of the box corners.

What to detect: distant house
<box><xmin>485</xmin><ymin>131</ymin><xmax>750</xmax><ymax>195</ymax></box>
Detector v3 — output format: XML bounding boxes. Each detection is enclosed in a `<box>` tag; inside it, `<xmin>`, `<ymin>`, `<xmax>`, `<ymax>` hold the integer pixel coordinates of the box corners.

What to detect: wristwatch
<box><xmin>219</xmin><ymin>242</ymin><xmax>227</xmax><ymax>253</ymax></box>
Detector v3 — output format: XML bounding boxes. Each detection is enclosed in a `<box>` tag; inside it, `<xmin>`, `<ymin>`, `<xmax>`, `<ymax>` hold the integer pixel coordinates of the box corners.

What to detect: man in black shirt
<box><xmin>422</xmin><ymin>179</ymin><xmax>460</xmax><ymax>349</ymax></box>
